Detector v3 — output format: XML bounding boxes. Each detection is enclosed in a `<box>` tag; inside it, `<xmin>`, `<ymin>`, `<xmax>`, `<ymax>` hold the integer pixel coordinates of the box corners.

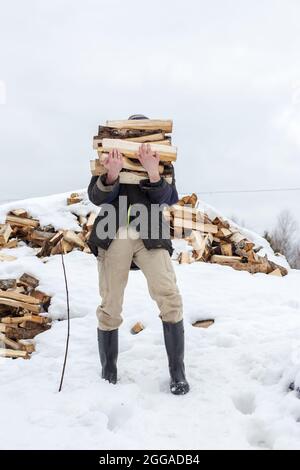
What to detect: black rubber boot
<box><xmin>162</xmin><ymin>320</ymin><xmax>190</xmax><ymax>395</ymax></box>
<box><xmin>97</xmin><ymin>328</ymin><xmax>118</xmax><ymax>384</ymax></box>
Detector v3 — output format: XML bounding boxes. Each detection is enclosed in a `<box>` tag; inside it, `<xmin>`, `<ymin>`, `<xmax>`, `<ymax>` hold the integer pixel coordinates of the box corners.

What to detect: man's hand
<box><xmin>136</xmin><ymin>143</ymin><xmax>161</xmax><ymax>183</ymax></box>
<box><xmin>103</xmin><ymin>149</ymin><xmax>123</xmax><ymax>184</ymax></box>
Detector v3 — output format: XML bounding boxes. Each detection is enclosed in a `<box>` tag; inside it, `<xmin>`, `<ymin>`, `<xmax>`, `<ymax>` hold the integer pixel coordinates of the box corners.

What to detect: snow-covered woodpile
<box><xmin>91</xmin><ymin>119</ymin><xmax>175</xmax><ymax>184</ymax></box>
<box><xmin>166</xmin><ymin>193</ymin><xmax>288</xmax><ymax>276</ymax></box>
<box><xmin>0</xmin><ymin>273</ymin><xmax>52</xmax><ymax>359</ymax></box>
<box><xmin>0</xmin><ymin>201</ymin><xmax>96</xmax><ymax>257</ymax></box>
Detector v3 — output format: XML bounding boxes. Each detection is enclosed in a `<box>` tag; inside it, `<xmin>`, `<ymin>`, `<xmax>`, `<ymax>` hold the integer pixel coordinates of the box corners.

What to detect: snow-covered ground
<box><xmin>1</xmin><ymin>192</ymin><xmax>300</xmax><ymax>450</ymax></box>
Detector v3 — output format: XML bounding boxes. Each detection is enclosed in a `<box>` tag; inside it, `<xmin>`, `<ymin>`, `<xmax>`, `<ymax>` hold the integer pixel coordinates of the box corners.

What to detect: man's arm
<box><xmin>88</xmin><ymin>174</ymin><xmax>120</xmax><ymax>206</ymax></box>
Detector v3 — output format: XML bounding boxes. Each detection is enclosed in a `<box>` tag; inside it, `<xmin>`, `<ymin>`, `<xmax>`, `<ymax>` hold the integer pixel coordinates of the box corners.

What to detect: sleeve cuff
<box><xmin>96</xmin><ymin>174</ymin><xmax>119</xmax><ymax>192</ymax></box>
<box><xmin>139</xmin><ymin>177</ymin><xmax>164</xmax><ymax>189</ymax></box>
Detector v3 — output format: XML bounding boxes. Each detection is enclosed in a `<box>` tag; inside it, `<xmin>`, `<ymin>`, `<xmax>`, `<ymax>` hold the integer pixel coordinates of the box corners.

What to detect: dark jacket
<box><xmin>87</xmin><ymin>169</ymin><xmax>179</xmax><ymax>263</ymax></box>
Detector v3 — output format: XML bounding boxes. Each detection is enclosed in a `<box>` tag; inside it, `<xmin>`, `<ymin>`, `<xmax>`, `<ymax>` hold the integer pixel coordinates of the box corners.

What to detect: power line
<box><xmin>180</xmin><ymin>187</ymin><xmax>300</xmax><ymax>195</ymax></box>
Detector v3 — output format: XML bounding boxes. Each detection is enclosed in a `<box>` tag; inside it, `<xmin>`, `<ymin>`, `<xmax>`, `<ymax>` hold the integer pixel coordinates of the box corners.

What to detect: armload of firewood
<box><xmin>0</xmin><ymin>198</ymin><xmax>96</xmax><ymax>259</ymax></box>
<box><xmin>0</xmin><ymin>273</ymin><xmax>52</xmax><ymax>359</ymax></box>
<box><xmin>91</xmin><ymin>119</ymin><xmax>176</xmax><ymax>184</ymax></box>
<box><xmin>165</xmin><ymin>193</ymin><xmax>288</xmax><ymax>276</ymax></box>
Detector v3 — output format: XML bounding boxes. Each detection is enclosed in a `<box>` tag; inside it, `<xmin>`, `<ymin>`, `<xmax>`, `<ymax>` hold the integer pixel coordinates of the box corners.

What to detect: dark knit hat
<box><xmin>128</xmin><ymin>114</ymin><xmax>149</xmax><ymax>120</ymax></box>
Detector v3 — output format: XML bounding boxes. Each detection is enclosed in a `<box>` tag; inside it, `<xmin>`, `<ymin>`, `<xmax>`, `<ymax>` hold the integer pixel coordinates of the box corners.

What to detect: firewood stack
<box><xmin>0</xmin><ymin>273</ymin><xmax>52</xmax><ymax>359</ymax></box>
<box><xmin>0</xmin><ymin>199</ymin><xmax>97</xmax><ymax>259</ymax></box>
<box><xmin>165</xmin><ymin>193</ymin><xmax>288</xmax><ymax>276</ymax></box>
<box><xmin>91</xmin><ymin>119</ymin><xmax>176</xmax><ymax>184</ymax></box>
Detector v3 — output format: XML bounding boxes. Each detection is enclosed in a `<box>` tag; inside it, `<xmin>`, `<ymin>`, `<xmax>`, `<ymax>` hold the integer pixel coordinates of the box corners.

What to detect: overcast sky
<box><xmin>0</xmin><ymin>0</ymin><xmax>299</xmax><ymax>233</ymax></box>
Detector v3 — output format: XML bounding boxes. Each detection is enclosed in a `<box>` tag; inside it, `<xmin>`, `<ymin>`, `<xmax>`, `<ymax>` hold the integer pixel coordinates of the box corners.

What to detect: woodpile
<box><xmin>0</xmin><ymin>273</ymin><xmax>52</xmax><ymax>359</ymax></box>
<box><xmin>0</xmin><ymin>200</ymin><xmax>97</xmax><ymax>259</ymax></box>
<box><xmin>165</xmin><ymin>193</ymin><xmax>288</xmax><ymax>276</ymax></box>
<box><xmin>91</xmin><ymin>119</ymin><xmax>176</xmax><ymax>184</ymax></box>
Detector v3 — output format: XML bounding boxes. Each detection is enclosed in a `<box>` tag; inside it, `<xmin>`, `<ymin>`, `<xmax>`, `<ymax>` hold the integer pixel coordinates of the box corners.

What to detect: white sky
<box><xmin>0</xmin><ymin>0</ymin><xmax>299</xmax><ymax>233</ymax></box>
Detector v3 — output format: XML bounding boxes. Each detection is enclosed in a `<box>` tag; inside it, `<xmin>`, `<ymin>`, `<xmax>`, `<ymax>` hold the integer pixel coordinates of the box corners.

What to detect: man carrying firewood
<box><xmin>88</xmin><ymin>115</ymin><xmax>189</xmax><ymax>395</ymax></box>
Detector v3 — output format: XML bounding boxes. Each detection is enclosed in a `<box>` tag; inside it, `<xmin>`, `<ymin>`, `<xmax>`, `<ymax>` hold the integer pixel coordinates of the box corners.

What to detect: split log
<box><xmin>0</xmin><ymin>253</ymin><xmax>17</xmax><ymax>262</ymax></box>
<box><xmin>101</xmin><ymin>139</ymin><xmax>177</xmax><ymax>162</ymax></box>
<box><xmin>10</xmin><ymin>209</ymin><xmax>28</xmax><ymax>218</ymax></box>
<box><xmin>63</xmin><ymin>230</ymin><xmax>85</xmax><ymax>249</ymax></box>
<box><xmin>0</xmin><ymin>332</ymin><xmax>22</xmax><ymax>350</ymax></box>
<box><xmin>5</xmin><ymin>215</ymin><xmax>39</xmax><ymax>229</ymax></box>
<box><xmin>178</xmin><ymin>251</ymin><xmax>192</xmax><ymax>264</ymax></box>
<box><xmin>192</xmin><ymin>319</ymin><xmax>215</xmax><ymax>328</ymax></box>
<box><xmin>0</xmin><ymin>224</ymin><xmax>12</xmax><ymax>245</ymax></box>
<box><xmin>173</xmin><ymin>218</ymin><xmax>218</xmax><ymax>233</ymax></box>
<box><xmin>86</xmin><ymin>212</ymin><xmax>97</xmax><ymax>230</ymax></box>
<box><xmin>131</xmin><ymin>322</ymin><xmax>145</xmax><ymax>334</ymax></box>
<box><xmin>0</xmin><ymin>348</ymin><xmax>29</xmax><ymax>359</ymax></box>
<box><xmin>67</xmin><ymin>193</ymin><xmax>83</xmax><ymax>205</ymax></box>
<box><xmin>106</xmin><ymin>119</ymin><xmax>173</xmax><ymax>133</ymax></box>
<box><xmin>0</xmin><ymin>279</ymin><xmax>16</xmax><ymax>290</ymax></box>
<box><xmin>2</xmin><ymin>314</ymin><xmax>50</xmax><ymax>325</ymax></box>
<box><xmin>18</xmin><ymin>273</ymin><xmax>39</xmax><ymax>289</ymax></box>
<box><xmin>220</xmin><ymin>243</ymin><xmax>233</xmax><ymax>257</ymax></box>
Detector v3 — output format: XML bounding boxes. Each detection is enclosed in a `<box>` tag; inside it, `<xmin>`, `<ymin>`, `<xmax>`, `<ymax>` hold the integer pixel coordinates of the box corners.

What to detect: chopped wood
<box><xmin>0</xmin><ymin>253</ymin><xmax>17</xmax><ymax>262</ymax></box>
<box><xmin>106</xmin><ymin>119</ymin><xmax>173</xmax><ymax>133</ymax></box>
<box><xmin>67</xmin><ymin>192</ymin><xmax>83</xmax><ymax>205</ymax></box>
<box><xmin>18</xmin><ymin>273</ymin><xmax>39</xmax><ymax>289</ymax></box>
<box><xmin>0</xmin><ymin>224</ymin><xmax>12</xmax><ymax>245</ymax></box>
<box><xmin>177</xmin><ymin>193</ymin><xmax>198</xmax><ymax>208</ymax></box>
<box><xmin>0</xmin><ymin>279</ymin><xmax>16</xmax><ymax>290</ymax></box>
<box><xmin>0</xmin><ymin>348</ymin><xmax>29</xmax><ymax>359</ymax></box>
<box><xmin>192</xmin><ymin>319</ymin><xmax>215</xmax><ymax>328</ymax></box>
<box><xmin>3</xmin><ymin>239</ymin><xmax>18</xmax><ymax>249</ymax></box>
<box><xmin>178</xmin><ymin>251</ymin><xmax>192</xmax><ymax>264</ymax></box>
<box><xmin>63</xmin><ymin>230</ymin><xmax>85</xmax><ymax>249</ymax></box>
<box><xmin>86</xmin><ymin>212</ymin><xmax>97</xmax><ymax>230</ymax></box>
<box><xmin>0</xmin><ymin>332</ymin><xmax>22</xmax><ymax>350</ymax></box>
<box><xmin>268</xmin><ymin>268</ymin><xmax>283</xmax><ymax>277</ymax></box>
<box><xmin>0</xmin><ymin>289</ymin><xmax>41</xmax><ymax>305</ymax></box>
<box><xmin>0</xmin><ymin>297</ymin><xmax>41</xmax><ymax>314</ymax></box>
<box><xmin>211</xmin><ymin>255</ymin><xmax>242</xmax><ymax>265</ymax></box>
<box><xmin>101</xmin><ymin>138</ymin><xmax>177</xmax><ymax>162</ymax></box>
<box><xmin>131</xmin><ymin>321</ymin><xmax>145</xmax><ymax>334</ymax></box>
<box><xmin>173</xmin><ymin>217</ymin><xmax>218</xmax><ymax>233</ymax></box>
<box><xmin>5</xmin><ymin>215</ymin><xmax>39</xmax><ymax>228</ymax></box>
<box><xmin>10</xmin><ymin>209</ymin><xmax>28</xmax><ymax>218</ymax></box>
<box><xmin>220</xmin><ymin>243</ymin><xmax>233</xmax><ymax>257</ymax></box>
<box><xmin>2</xmin><ymin>314</ymin><xmax>50</xmax><ymax>325</ymax></box>
<box><xmin>125</xmin><ymin>132</ymin><xmax>166</xmax><ymax>143</ymax></box>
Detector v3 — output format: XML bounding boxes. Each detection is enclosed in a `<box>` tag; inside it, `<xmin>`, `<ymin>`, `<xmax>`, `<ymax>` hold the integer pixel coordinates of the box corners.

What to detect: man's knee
<box><xmin>96</xmin><ymin>306</ymin><xmax>123</xmax><ymax>331</ymax></box>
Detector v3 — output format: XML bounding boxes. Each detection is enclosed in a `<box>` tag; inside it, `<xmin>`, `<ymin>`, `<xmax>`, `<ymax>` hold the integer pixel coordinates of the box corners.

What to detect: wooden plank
<box><xmin>101</xmin><ymin>138</ymin><xmax>177</xmax><ymax>162</ymax></box>
<box><xmin>0</xmin><ymin>224</ymin><xmax>12</xmax><ymax>245</ymax></box>
<box><xmin>173</xmin><ymin>217</ymin><xmax>218</xmax><ymax>233</ymax></box>
<box><xmin>0</xmin><ymin>348</ymin><xmax>29</xmax><ymax>358</ymax></box>
<box><xmin>106</xmin><ymin>119</ymin><xmax>173</xmax><ymax>133</ymax></box>
<box><xmin>5</xmin><ymin>215</ymin><xmax>39</xmax><ymax>228</ymax></box>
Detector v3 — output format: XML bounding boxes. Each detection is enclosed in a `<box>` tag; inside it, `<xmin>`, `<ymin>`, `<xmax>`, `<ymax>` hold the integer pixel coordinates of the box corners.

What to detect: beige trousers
<box><xmin>96</xmin><ymin>227</ymin><xmax>183</xmax><ymax>331</ymax></box>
